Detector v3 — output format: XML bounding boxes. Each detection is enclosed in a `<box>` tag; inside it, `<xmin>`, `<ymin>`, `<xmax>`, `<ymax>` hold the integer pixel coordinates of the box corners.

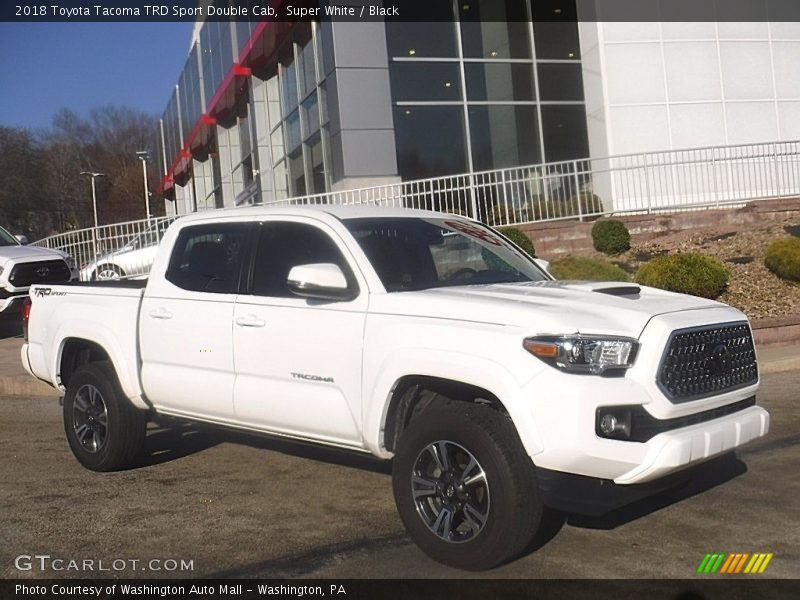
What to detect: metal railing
<box><xmin>32</xmin><ymin>140</ymin><xmax>800</xmax><ymax>281</ymax></box>
<box><xmin>32</xmin><ymin>216</ymin><xmax>179</xmax><ymax>282</ymax></box>
<box><xmin>264</xmin><ymin>140</ymin><xmax>800</xmax><ymax>223</ymax></box>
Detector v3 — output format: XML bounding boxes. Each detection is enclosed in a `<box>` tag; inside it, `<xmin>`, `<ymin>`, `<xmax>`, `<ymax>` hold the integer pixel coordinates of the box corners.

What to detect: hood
<box><xmin>0</xmin><ymin>245</ymin><xmax>69</xmax><ymax>267</ymax></box>
<box><xmin>374</xmin><ymin>280</ymin><xmax>729</xmax><ymax>339</ymax></box>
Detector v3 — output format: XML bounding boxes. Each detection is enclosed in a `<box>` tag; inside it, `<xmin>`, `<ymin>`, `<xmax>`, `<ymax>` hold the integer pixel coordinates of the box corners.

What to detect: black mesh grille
<box><xmin>658</xmin><ymin>322</ymin><xmax>758</xmax><ymax>403</ymax></box>
<box><xmin>8</xmin><ymin>260</ymin><xmax>71</xmax><ymax>286</ymax></box>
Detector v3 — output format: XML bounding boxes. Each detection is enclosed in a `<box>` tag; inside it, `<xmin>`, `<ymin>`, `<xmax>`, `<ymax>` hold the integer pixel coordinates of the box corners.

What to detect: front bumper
<box><xmin>613</xmin><ymin>405</ymin><xmax>768</xmax><ymax>484</ymax></box>
<box><xmin>523</xmin><ymin>306</ymin><xmax>768</xmax><ymax>484</ymax></box>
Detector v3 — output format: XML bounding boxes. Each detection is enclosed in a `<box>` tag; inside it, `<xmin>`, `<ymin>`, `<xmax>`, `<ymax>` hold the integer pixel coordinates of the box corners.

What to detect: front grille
<box><xmin>658</xmin><ymin>322</ymin><xmax>758</xmax><ymax>403</ymax></box>
<box><xmin>8</xmin><ymin>260</ymin><xmax>71</xmax><ymax>286</ymax></box>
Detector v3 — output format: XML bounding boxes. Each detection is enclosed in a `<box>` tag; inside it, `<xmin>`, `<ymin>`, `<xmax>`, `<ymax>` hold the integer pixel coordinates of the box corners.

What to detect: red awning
<box><xmin>186</xmin><ymin>114</ymin><xmax>217</xmax><ymax>156</ymax></box>
<box><xmin>160</xmin><ymin>175</ymin><xmax>175</xmax><ymax>200</ymax></box>
<box><xmin>163</xmin><ymin>14</ymin><xmax>296</xmax><ymax>188</ymax></box>
<box><xmin>207</xmin><ymin>63</ymin><xmax>252</xmax><ymax>122</ymax></box>
<box><xmin>171</xmin><ymin>149</ymin><xmax>193</xmax><ymax>186</ymax></box>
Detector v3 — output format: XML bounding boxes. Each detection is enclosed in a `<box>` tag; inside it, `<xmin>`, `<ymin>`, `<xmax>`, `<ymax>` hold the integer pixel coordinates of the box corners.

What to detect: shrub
<box><xmin>592</xmin><ymin>219</ymin><xmax>631</xmax><ymax>255</ymax></box>
<box><xmin>498</xmin><ymin>227</ymin><xmax>536</xmax><ymax>257</ymax></box>
<box><xmin>550</xmin><ymin>256</ymin><xmax>630</xmax><ymax>282</ymax></box>
<box><xmin>765</xmin><ymin>237</ymin><xmax>800</xmax><ymax>282</ymax></box>
<box><xmin>635</xmin><ymin>253</ymin><xmax>729</xmax><ymax>299</ymax></box>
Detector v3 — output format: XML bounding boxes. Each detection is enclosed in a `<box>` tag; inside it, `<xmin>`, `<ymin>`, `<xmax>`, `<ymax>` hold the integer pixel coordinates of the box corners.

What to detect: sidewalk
<box><xmin>0</xmin><ymin>336</ymin><xmax>797</xmax><ymax>398</ymax></box>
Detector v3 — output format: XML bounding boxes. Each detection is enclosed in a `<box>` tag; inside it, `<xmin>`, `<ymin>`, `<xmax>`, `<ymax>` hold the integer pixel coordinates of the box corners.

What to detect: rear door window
<box><xmin>166</xmin><ymin>223</ymin><xmax>251</xmax><ymax>294</ymax></box>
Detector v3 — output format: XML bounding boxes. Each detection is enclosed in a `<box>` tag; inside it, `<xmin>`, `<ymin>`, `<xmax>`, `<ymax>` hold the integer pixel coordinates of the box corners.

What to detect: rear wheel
<box><xmin>392</xmin><ymin>402</ymin><xmax>542</xmax><ymax>570</ymax></box>
<box><xmin>94</xmin><ymin>265</ymin><xmax>124</xmax><ymax>281</ymax></box>
<box><xmin>63</xmin><ymin>363</ymin><xmax>146</xmax><ymax>471</ymax></box>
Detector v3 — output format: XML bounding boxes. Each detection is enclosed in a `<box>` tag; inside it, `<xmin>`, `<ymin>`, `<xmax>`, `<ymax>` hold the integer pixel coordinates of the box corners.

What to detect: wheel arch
<box><xmin>365</xmin><ymin>351</ymin><xmax>545</xmax><ymax>460</ymax></box>
<box><xmin>53</xmin><ymin>331</ymin><xmax>148</xmax><ymax>410</ymax></box>
<box><xmin>382</xmin><ymin>375</ymin><xmax>509</xmax><ymax>453</ymax></box>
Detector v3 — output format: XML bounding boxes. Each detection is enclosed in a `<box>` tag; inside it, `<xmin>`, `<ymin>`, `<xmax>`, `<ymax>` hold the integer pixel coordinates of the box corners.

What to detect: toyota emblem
<box><xmin>708</xmin><ymin>344</ymin><xmax>731</xmax><ymax>375</ymax></box>
<box><xmin>36</xmin><ymin>266</ymin><xmax>50</xmax><ymax>278</ymax></box>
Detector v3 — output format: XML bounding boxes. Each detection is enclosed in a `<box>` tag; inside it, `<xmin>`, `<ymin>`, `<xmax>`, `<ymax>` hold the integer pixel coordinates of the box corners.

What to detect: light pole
<box><xmin>80</xmin><ymin>171</ymin><xmax>104</xmax><ymax>260</ymax></box>
<box><xmin>136</xmin><ymin>151</ymin><xmax>151</xmax><ymax>222</ymax></box>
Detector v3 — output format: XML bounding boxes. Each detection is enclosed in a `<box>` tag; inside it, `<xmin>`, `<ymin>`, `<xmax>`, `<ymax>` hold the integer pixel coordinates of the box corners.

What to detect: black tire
<box><xmin>392</xmin><ymin>401</ymin><xmax>542</xmax><ymax>570</ymax></box>
<box><xmin>63</xmin><ymin>362</ymin><xmax>146</xmax><ymax>472</ymax></box>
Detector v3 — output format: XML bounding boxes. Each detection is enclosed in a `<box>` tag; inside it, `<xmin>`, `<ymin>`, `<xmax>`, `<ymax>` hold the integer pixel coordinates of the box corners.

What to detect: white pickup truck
<box><xmin>21</xmin><ymin>207</ymin><xmax>768</xmax><ymax>570</ymax></box>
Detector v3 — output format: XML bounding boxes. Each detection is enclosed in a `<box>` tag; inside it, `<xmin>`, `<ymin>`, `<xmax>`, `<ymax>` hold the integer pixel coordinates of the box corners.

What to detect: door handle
<box><xmin>235</xmin><ymin>315</ymin><xmax>266</xmax><ymax>328</ymax></box>
<box><xmin>149</xmin><ymin>308</ymin><xmax>173</xmax><ymax>320</ymax></box>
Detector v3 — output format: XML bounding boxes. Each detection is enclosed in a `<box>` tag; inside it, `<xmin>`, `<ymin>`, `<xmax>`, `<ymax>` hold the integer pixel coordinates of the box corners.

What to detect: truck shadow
<box><xmin>520</xmin><ymin>453</ymin><xmax>747</xmax><ymax>557</ymax></box>
<box><xmin>137</xmin><ymin>420</ymin><xmax>392</xmax><ymax>475</ymax></box>
<box><xmin>561</xmin><ymin>453</ymin><xmax>747</xmax><ymax>531</ymax></box>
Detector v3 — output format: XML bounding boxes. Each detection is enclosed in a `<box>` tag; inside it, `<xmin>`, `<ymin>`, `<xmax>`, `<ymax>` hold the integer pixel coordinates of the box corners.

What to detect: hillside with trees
<box><xmin>0</xmin><ymin>105</ymin><xmax>164</xmax><ymax>242</ymax></box>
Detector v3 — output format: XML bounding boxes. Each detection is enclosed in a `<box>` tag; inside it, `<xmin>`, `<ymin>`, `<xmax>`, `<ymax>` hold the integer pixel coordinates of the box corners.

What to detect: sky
<box><xmin>0</xmin><ymin>22</ymin><xmax>195</xmax><ymax>131</ymax></box>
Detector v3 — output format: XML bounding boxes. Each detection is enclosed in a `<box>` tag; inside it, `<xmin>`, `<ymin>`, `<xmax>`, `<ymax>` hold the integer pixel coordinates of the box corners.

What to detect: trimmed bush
<box><xmin>592</xmin><ymin>219</ymin><xmax>631</xmax><ymax>255</ymax></box>
<box><xmin>498</xmin><ymin>227</ymin><xmax>536</xmax><ymax>257</ymax></box>
<box><xmin>635</xmin><ymin>253</ymin><xmax>729</xmax><ymax>299</ymax></box>
<box><xmin>765</xmin><ymin>237</ymin><xmax>800</xmax><ymax>282</ymax></box>
<box><xmin>550</xmin><ymin>256</ymin><xmax>630</xmax><ymax>282</ymax></box>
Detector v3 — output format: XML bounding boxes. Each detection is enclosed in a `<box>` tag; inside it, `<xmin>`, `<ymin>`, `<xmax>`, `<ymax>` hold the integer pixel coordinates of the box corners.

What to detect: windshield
<box><xmin>344</xmin><ymin>217</ymin><xmax>548</xmax><ymax>292</ymax></box>
<box><xmin>0</xmin><ymin>226</ymin><xmax>20</xmax><ymax>247</ymax></box>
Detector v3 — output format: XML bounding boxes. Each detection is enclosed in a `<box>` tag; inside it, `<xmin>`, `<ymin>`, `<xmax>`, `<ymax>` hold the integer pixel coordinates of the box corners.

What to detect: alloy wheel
<box><xmin>72</xmin><ymin>384</ymin><xmax>109</xmax><ymax>453</ymax></box>
<box><xmin>411</xmin><ymin>440</ymin><xmax>490</xmax><ymax>543</ymax></box>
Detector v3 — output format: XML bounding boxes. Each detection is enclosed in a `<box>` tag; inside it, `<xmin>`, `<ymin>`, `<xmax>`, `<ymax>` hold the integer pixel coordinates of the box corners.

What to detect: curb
<box><xmin>759</xmin><ymin>357</ymin><xmax>800</xmax><ymax>375</ymax></box>
<box><xmin>751</xmin><ymin>315</ymin><xmax>800</xmax><ymax>347</ymax></box>
<box><xmin>0</xmin><ymin>376</ymin><xmax>60</xmax><ymax>398</ymax></box>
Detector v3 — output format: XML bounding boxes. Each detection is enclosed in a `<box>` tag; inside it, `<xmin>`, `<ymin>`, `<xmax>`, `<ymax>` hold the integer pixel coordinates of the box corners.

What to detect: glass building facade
<box><xmin>157</xmin><ymin>0</ymin><xmax>589</xmax><ymax>214</ymax></box>
<box><xmin>386</xmin><ymin>0</ymin><xmax>588</xmax><ymax>180</ymax></box>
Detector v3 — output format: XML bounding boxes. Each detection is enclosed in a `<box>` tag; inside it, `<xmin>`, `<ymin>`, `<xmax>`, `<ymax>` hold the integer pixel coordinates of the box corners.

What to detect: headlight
<box><xmin>523</xmin><ymin>335</ymin><xmax>638</xmax><ymax>375</ymax></box>
<box><xmin>64</xmin><ymin>256</ymin><xmax>76</xmax><ymax>269</ymax></box>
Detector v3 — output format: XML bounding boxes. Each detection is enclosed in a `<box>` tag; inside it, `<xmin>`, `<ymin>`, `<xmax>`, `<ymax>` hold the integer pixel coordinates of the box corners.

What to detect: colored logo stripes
<box><xmin>697</xmin><ymin>553</ymin><xmax>773</xmax><ymax>574</ymax></box>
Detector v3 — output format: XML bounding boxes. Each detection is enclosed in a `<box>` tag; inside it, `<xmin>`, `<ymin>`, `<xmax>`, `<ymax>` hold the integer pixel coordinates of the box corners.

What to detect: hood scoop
<box><xmin>593</xmin><ymin>284</ymin><xmax>641</xmax><ymax>297</ymax></box>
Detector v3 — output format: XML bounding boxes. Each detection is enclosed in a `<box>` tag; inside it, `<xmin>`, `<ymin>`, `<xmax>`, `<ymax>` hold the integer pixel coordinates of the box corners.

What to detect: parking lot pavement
<box><xmin>1</xmin><ymin>371</ymin><xmax>797</xmax><ymax>580</ymax></box>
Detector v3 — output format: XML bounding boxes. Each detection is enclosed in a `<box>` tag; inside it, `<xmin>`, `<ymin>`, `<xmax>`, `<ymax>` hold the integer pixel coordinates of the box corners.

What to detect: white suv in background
<box><xmin>0</xmin><ymin>225</ymin><xmax>77</xmax><ymax>317</ymax></box>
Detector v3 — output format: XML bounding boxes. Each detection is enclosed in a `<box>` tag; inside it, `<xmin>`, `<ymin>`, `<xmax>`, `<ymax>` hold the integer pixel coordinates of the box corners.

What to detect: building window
<box><xmin>537</xmin><ymin>63</ymin><xmax>585</xmax><ymax>102</ymax></box>
<box><xmin>288</xmin><ymin>149</ymin><xmax>306</xmax><ymax>196</ymax></box>
<box><xmin>393</xmin><ymin>106</ymin><xmax>468</xmax><ymax>180</ymax></box>
<box><xmin>468</xmin><ymin>105</ymin><xmax>541</xmax><ymax>171</ymax></box>
<box><xmin>307</xmin><ymin>134</ymin><xmax>326</xmax><ymax>195</ymax></box>
<box><xmin>464</xmin><ymin>63</ymin><xmax>535</xmax><ymax>102</ymax></box>
<box><xmin>279</xmin><ymin>45</ymin><xmax>299</xmax><ymax>113</ymax></box>
<box><xmin>541</xmin><ymin>105</ymin><xmax>589</xmax><ymax>162</ymax></box>
<box><xmin>302</xmin><ymin>91</ymin><xmax>320</xmax><ymax>139</ymax></box>
<box><xmin>459</xmin><ymin>0</ymin><xmax>532</xmax><ymax>59</ymax></box>
<box><xmin>385</xmin><ymin>0</ymin><xmax>457</xmax><ymax>59</ymax></box>
<box><xmin>386</xmin><ymin>0</ymin><xmax>587</xmax><ymax>180</ymax></box>
<box><xmin>389</xmin><ymin>62</ymin><xmax>463</xmax><ymax>102</ymax></box>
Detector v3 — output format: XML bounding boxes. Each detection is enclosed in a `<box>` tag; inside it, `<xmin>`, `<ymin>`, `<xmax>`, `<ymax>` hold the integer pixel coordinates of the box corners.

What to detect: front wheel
<box><xmin>63</xmin><ymin>362</ymin><xmax>146</xmax><ymax>472</ymax></box>
<box><xmin>392</xmin><ymin>402</ymin><xmax>542</xmax><ymax>570</ymax></box>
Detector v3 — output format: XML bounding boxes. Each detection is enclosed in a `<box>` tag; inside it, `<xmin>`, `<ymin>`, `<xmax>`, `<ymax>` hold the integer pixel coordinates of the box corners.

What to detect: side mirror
<box><xmin>534</xmin><ymin>258</ymin><xmax>551</xmax><ymax>274</ymax></box>
<box><xmin>15</xmin><ymin>234</ymin><xmax>29</xmax><ymax>245</ymax></box>
<box><xmin>287</xmin><ymin>263</ymin><xmax>355</xmax><ymax>301</ymax></box>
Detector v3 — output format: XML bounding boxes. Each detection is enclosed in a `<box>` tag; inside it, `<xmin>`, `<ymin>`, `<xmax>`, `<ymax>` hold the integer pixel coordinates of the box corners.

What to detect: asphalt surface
<box><xmin>1</xmin><ymin>372</ymin><xmax>798</xmax><ymax>580</ymax></box>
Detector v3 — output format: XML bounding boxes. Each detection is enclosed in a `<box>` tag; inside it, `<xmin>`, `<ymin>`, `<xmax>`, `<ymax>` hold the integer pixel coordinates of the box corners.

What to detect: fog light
<box><xmin>599</xmin><ymin>414</ymin><xmax>617</xmax><ymax>436</ymax></box>
<box><xmin>595</xmin><ymin>408</ymin><xmax>632</xmax><ymax>440</ymax></box>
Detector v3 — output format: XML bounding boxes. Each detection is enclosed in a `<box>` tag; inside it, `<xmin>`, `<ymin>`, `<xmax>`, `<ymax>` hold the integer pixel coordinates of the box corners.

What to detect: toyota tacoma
<box><xmin>20</xmin><ymin>207</ymin><xmax>768</xmax><ymax>570</ymax></box>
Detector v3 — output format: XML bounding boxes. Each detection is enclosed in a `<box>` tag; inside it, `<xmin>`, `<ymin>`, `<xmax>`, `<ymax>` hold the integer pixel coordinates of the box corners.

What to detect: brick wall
<box><xmin>516</xmin><ymin>197</ymin><xmax>800</xmax><ymax>258</ymax></box>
